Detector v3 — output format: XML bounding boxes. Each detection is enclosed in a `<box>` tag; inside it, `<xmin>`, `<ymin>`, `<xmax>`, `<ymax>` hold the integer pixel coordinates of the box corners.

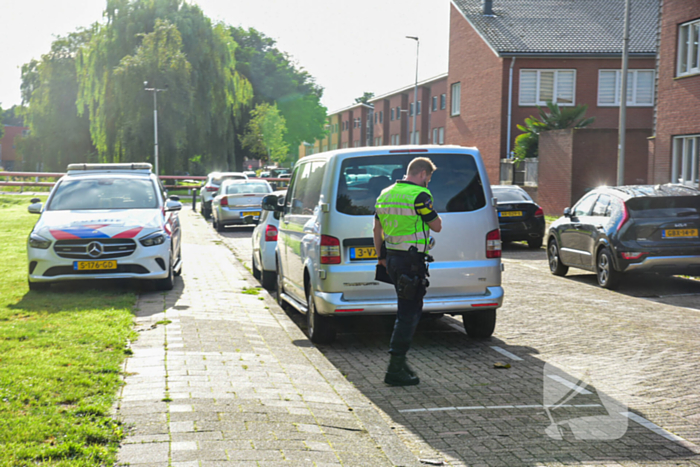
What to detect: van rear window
<box><xmin>336</xmin><ymin>154</ymin><xmax>486</xmax><ymax>215</ymax></box>
<box><xmin>627</xmin><ymin>196</ymin><xmax>700</xmax><ymax>218</ymax></box>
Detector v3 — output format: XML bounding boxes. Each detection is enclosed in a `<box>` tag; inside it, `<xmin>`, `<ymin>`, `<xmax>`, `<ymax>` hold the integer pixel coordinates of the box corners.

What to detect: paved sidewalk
<box><xmin>116</xmin><ymin>207</ymin><xmax>421</xmax><ymax>466</ymax></box>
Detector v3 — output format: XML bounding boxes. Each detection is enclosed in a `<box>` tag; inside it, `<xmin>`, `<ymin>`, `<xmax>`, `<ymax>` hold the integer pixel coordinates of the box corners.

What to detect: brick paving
<box><xmin>116</xmin><ymin>207</ymin><xmax>421</xmax><ymax>466</ymax></box>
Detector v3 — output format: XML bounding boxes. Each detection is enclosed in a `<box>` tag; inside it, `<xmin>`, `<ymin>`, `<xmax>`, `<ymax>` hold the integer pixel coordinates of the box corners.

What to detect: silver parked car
<box><xmin>266</xmin><ymin>145</ymin><xmax>503</xmax><ymax>344</ymax></box>
<box><xmin>211</xmin><ymin>179</ymin><xmax>273</xmax><ymax>232</ymax></box>
<box><xmin>199</xmin><ymin>172</ymin><xmax>248</xmax><ymax>218</ymax></box>
<box><xmin>251</xmin><ymin>190</ymin><xmax>286</xmax><ymax>290</ymax></box>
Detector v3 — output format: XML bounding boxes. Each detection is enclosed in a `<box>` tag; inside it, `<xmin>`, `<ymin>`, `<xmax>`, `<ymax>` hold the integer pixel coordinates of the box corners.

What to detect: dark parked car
<box><xmin>492</xmin><ymin>185</ymin><xmax>545</xmax><ymax>249</ymax></box>
<box><xmin>546</xmin><ymin>184</ymin><xmax>700</xmax><ymax>289</ymax></box>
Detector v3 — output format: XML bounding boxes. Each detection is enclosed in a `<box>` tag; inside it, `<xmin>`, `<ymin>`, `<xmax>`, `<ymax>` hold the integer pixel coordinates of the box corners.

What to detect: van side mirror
<box><xmin>563</xmin><ymin>207</ymin><xmax>572</xmax><ymax>218</ymax></box>
<box><xmin>262</xmin><ymin>194</ymin><xmax>282</xmax><ymax>212</ymax></box>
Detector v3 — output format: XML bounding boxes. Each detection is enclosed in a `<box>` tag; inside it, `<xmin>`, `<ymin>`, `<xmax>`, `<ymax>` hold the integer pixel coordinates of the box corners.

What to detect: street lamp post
<box><xmin>617</xmin><ymin>0</ymin><xmax>631</xmax><ymax>186</ymax></box>
<box><xmin>144</xmin><ymin>82</ymin><xmax>167</xmax><ymax>176</ymax></box>
<box><xmin>406</xmin><ymin>36</ymin><xmax>419</xmax><ymax>145</ymax></box>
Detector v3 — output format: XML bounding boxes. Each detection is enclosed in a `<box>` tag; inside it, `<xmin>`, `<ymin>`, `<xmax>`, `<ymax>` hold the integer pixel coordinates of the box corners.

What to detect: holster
<box><xmin>396</xmin><ymin>274</ymin><xmax>428</xmax><ymax>300</ymax></box>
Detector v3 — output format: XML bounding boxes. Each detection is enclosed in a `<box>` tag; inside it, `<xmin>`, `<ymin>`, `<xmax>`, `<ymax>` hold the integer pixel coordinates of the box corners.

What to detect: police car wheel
<box><xmin>462</xmin><ymin>309</ymin><xmax>496</xmax><ymax>339</ymax></box>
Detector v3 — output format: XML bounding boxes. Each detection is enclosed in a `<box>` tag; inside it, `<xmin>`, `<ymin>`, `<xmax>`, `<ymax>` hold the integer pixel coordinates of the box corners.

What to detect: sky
<box><xmin>0</xmin><ymin>0</ymin><xmax>450</xmax><ymax>113</ymax></box>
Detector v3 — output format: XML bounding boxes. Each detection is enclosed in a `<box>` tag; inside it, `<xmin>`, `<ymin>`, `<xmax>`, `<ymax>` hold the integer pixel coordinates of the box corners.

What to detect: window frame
<box><xmin>451</xmin><ymin>82</ymin><xmax>461</xmax><ymax>116</ymax></box>
<box><xmin>440</xmin><ymin>93</ymin><xmax>446</xmax><ymax>110</ymax></box>
<box><xmin>432</xmin><ymin>96</ymin><xmax>438</xmax><ymax>112</ymax></box>
<box><xmin>597</xmin><ymin>69</ymin><xmax>655</xmax><ymax>107</ymax></box>
<box><xmin>672</xmin><ymin>134</ymin><xmax>700</xmax><ymax>187</ymax></box>
<box><xmin>519</xmin><ymin>69</ymin><xmax>577</xmax><ymax>107</ymax></box>
<box><xmin>677</xmin><ymin>19</ymin><xmax>700</xmax><ymax>77</ymax></box>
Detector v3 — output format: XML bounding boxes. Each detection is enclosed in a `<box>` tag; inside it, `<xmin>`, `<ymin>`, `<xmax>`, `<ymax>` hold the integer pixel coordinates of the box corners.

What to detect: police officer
<box><xmin>373</xmin><ymin>157</ymin><xmax>442</xmax><ymax>386</ymax></box>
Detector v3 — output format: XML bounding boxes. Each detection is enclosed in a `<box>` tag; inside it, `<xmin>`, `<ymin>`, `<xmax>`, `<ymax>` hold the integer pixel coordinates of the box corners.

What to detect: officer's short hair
<box><xmin>407</xmin><ymin>157</ymin><xmax>437</xmax><ymax>176</ymax></box>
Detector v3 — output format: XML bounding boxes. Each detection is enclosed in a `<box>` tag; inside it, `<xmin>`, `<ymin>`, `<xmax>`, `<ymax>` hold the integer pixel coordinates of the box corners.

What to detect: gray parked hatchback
<box><xmin>264</xmin><ymin>146</ymin><xmax>504</xmax><ymax>343</ymax></box>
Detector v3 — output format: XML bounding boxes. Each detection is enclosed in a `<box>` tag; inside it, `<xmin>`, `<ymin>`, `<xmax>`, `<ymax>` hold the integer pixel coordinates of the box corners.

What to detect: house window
<box><xmin>410</xmin><ymin>131</ymin><xmax>420</xmax><ymax>144</ymax></box>
<box><xmin>451</xmin><ymin>82</ymin><xmax>461</xmax><ymax>116</ymax></box>
<box><xmin>375</xmin><ymin>136</ymin><xmax>382</xmax><ymax>146</ymax></box>
<box><xmin>417</xmin><ymin>101</ymin><xmax>421</xmax><ymax>115</ymax></box>
<box><xmin>409</xmin><ymin>103</ymin><xmax>414</xmax><ymax>117</ymax></box>
<box><xmin>331</xmin><ymin>143</ymin><xmax>338</xmax><ymax>150</ymax></box>
<box><xmin>396</xmin><ymin>106</ymin><xmax>401</xmax><ymax>118</ymax></box>
<box><xmin>440</xmin><ymin>93</ymin><xmax>446</xmax><ymax>110</ymax></box>
<box><xmin>598</xmin><ymin>70</ymin><xmax>654</xmax><ymax>106</ymax></box>
<box><xmin>519</xmin><ymin>69</ymin><xmax>576</xmax><ymax>106</ymax></box>
<box><xmin>439</xmin><ymin>127</ymin><xmax>445</xmax><ymax>145</ymax></box>
<box><xmin>390</xmin><ymin>108</ymin><xmax>395</xmax><ymax>121</ymax></box>
<box><xmin>432</xmin><ymin>128</ymin><xmax>437</xmax><ymax>143</ymax></box>
<box><xmin>672</xmin><ymin>135</ymin><xmax>700</xmax><ymax>187</ymax></box>
<box><xmin>342</xmin><ymin>142</ymin><xmax>349</xmax><ymax>148</ymax></box>
<box><xmin>432</xmin><ymin>96</ymin><xmax>438</xmax><ymax>112</ymax></box>
<box><xmin>678</xmin><ymin>19</ymin><xmax>700</xmax><ymax>77</ymax></box>
<box><xmin>379</xmin><ymin>111</ymin><xmax>383</xmax><ymax>124</ymax></box>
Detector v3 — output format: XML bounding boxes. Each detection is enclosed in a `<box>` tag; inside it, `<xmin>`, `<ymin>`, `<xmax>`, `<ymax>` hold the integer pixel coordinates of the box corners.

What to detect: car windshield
<box><xmin>48</xmin><ymin>178</ymin><xmax>158</xmax><ymax>210</ymax></box>
<box><xmin>627</xmin><ymin>196</ymin><xmax>700</xmax><ymax>218</ymax></box>
<box><xmin>337</xmin><ymin>153</ymin><xmax>486</xmax><ymax>215</ymax></box>
<box><xmin>224</xmin><ymin>182</ymin><xmax>271</xmax><ymax>194</ymax></box>
<box><xmin>493</xmin><ymin>189</ymin><xmax>532</xmax><ymax>202</ymax></box>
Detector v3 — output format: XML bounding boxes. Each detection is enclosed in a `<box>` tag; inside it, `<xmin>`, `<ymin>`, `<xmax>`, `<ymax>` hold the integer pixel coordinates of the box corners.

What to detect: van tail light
<box><xmin>265</xmin><ymin>225</ymin><xmax>278</xmax><ymax>242</ymax></box>
<box><xmin>320</xmin><ymin>235</ymin><xmax>341</xmax><ymax>264</ymax></box>
<box><xmin>534</xmin><ymin>207</ymin><xmax>544</xmax><ymax>218</ymax></box>
<box><xmin>486</xmin><ymin>229</ymin><xmax>502</xmax><ymax>258</ymax></box>
<box><xmin>220</xmin><ymin>197</ymin><xmax>228</xmax><ymax>207</ymax></box>
<box><xmin>205</xmin><ymin>186</ymin><xmax>219</xmax><ymax>192</ymax></box>
<box><xmin>621</xmin><ymin>252</ymin><xmax>646</xmax><ymax>260</ymax></box>
<box><xmin>617</xmin><ymin>202</ymin><xmax>630</xmax><ymax>232</ymax></box>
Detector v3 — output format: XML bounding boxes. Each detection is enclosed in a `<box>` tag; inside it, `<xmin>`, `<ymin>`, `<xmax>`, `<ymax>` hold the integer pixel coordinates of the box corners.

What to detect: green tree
<box><xmin>1</xmin><ymin>105</ymin><xmax>26</xmax><ymax>126</ymax></box>
<box><xmin>355</xmin><ymin>92</ymin><xmax>374</xmax><ymax>104</ymax></box>
<box><xmin>18</xmin><ymin>30</ymin><xmax>96</xmax><ymax>171</ymax></box>
<box><xmin>514</xmin><ymin>101</ymin><xmax>595</xmax><ymax>160</ymax></box>
<box><xmin>239</xmin><ymin>102</ymin><xmax>289</xmax><ymax>164</ymax></box>
<box><xmin>76</xmin><ymin>0</ymin><xmax>253</xmax><ymax>174</ymax></box>
<box><xmin>229</xmin><ymin>27</ymin><xmax>327</xmax><ymax>161</ymax></box>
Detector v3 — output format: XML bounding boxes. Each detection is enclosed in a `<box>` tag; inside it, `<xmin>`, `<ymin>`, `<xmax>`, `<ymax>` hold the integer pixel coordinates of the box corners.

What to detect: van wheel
<box><xmin>261</xmin><ymin>271</ymin><xmax>276</xmax><ymax>291</ymax></box>
<box><xmin>462</xmin><ymin>309</ymin><xmax>496</xmax><ymax>338</ymax></box>
<box><xmin>597</xmin><ymin>247</ymin><xmax>621</xmax><ymax>290</ymax></box>
<box><xmin>28</xmin><ymin>280</ymin><xmax>50</xmax><ymax>291</ymax></box>
<box><xmin>275</xmin><ymin>260</ymin><xmax>288</xmax><ymax>310</ymax></box>
<box><xmin>306</xmin><ymin>287</ymin><xmax>336</xmax><ymax>344</ymax></box>
<box><xmin>547</xmin><ymin>239</ymin><xmax>568</xmax><ymax>276</ymax></box>
<box><xmin>252</xmin><ymin>253</ymin><xmax>262</xmax><ymax>280</ymax></box>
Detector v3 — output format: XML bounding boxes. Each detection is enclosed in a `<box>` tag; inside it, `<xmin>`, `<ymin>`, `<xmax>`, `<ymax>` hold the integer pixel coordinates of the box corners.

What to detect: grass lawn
<box><xmin>0</xmin><ymin>195</ymin><xmax>138</xmax><ymax>466</ymax></box>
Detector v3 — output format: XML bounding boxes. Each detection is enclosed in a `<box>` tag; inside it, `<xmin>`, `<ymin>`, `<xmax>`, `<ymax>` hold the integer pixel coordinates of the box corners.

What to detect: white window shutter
<box><xmin>520</xmin><ymin>71</ymin><xmax>537</xmax><ymax>105</ymax></box>
<box><xmin>635</xmin><ymin>71</ymin><xmax>654</xmax><ymax>105</ymax></box>
<box><xmin>539</xmin><ymin>71</ymin><xmax>555</xmax><ymax>103</ymax></box>
<box><xmin>556</xmin><ymin>71</ymin><xmax>574</xmax><ymax>104</ymax></box>
<box><xmin>598</xmin><ymin>71</ymin><xmax>617</xmax><ymax>105</ymax></box>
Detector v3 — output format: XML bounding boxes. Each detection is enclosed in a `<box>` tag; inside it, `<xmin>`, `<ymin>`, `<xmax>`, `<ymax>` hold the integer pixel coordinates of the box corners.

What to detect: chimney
<box><xmin>482</xmin><ymin>0</ymin><xmax>494</xmax><ymax>15</ymax></box>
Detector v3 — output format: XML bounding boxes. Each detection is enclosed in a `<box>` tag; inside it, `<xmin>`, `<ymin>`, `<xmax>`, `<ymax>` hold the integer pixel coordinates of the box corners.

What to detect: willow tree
<box><xmin>76</xmin><ymin>0</ymin><xmax>252</xmax><ymax>174</ymax></box>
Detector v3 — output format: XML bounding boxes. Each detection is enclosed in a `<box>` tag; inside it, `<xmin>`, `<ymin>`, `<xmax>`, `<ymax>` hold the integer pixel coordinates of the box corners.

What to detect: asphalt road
<box><xmin>211</xmin><ymin>214</ymin><xmax>700</xmax><ymax>467</ymax></box>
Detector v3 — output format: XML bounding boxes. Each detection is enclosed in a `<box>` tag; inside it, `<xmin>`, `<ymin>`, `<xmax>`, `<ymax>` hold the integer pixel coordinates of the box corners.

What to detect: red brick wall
<box><xmin>653</xmin><ymin>0</ymin><xmax>700</xmax><ymax>183</ymax></box>
<box><xmin>538</xmin><ymin>128</ymin><xmax>651</xmax><ymax>216</ymax></box>
<box><xmin>0</xmin><ymin>126</ymin><xmax>27</xmax><ymax>169</ymax></box>
<box><xmin>429</xmin><ymin>78</ymin><xmax>447</xmax><ymax>144</ymax></box>
<box><xmin>446</xmin><ymin>3</ymin><xmax>505</xmax><ymax>184</ymax></box>
<box><xmin>372</xmin><ymin>100</ymin><xmax>391</xmax><ymax>145</ymax></box>
<box><xmin>387</xmin><ymin>94</ymin><xmax>409</xmax><ymax>145</ymax></box>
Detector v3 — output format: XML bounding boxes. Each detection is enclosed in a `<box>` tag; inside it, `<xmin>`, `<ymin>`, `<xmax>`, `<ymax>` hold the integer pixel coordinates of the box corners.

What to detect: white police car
<box><xmin>27</xmin><ymin>163</ymin><xmax>182</xmax><ymax>291</ymax></box>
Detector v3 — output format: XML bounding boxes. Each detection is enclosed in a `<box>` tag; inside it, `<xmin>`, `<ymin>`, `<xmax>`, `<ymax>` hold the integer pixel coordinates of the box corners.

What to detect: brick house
<box><xmin>447</xmin><ymin>0</ymin><xmax>659</xmax><ymax>184</ymax></box>
<box><xmin>0</xmin><ymin>125</ymin><xmax>28</xmax><ymax>171</ymax></box>
<box><xmin>649</xmin><ymin>0</ymin><xmax>700</xmax><ymax>186</ymax></box>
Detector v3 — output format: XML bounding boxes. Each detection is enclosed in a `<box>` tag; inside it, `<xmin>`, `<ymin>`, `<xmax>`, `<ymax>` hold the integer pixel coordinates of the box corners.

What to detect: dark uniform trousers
<box><xmin>386</xmin><ymin>252</ymin><xmax>428</xmax><ymax>356</ymax></box>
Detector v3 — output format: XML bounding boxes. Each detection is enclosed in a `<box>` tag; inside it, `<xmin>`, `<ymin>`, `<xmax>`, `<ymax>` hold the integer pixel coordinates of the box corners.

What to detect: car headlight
<box><xmin>139</xmin><ymin>230</ymin><xmax>167</xmax><ymax>247</ymax></box>
<box><xmin>28</xmin><ymin>232</ymin><xmax>52</xmax><ymax>249</ymax></box>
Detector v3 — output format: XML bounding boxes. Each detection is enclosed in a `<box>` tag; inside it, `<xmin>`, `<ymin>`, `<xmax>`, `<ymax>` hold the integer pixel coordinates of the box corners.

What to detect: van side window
<box><xmin>290</xmin><ymin>161</ymin><xmax>326</xmax><ymax>215</ymax></box>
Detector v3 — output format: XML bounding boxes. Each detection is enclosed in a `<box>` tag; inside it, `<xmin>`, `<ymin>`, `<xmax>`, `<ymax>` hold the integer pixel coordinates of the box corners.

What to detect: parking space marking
<box><xmin>398</xmin><ymin>403</ymin><xmax>603</xmax><ymax>413</ymax></box>
<box><xmin>623</xmin><ymin>412</ymin><xmax>698</xmax><ymax>449</ymax></box>
<box><xmin>491</xmin><ymin>346</ymin><xmax>523</xmax><ymax>361</ymax></box>
<box><xmin>546</xmin><ymin>374</ymin><xmax>593</xmax><ymax>395</ymax></box>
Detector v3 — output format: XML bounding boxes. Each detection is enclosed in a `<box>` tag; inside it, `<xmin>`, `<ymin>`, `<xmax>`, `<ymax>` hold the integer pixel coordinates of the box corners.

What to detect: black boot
<box><xmin>384</xmin><ymin>355</ymin><xmax>419</xmax><ymax>386</ymax></box>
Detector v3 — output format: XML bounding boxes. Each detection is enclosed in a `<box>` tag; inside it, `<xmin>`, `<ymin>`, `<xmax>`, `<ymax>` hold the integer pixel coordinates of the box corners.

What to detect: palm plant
<box><xmin>514</xmin><ymin>101</ymin><xmax>595</xmax><ymax>160</ymax></box>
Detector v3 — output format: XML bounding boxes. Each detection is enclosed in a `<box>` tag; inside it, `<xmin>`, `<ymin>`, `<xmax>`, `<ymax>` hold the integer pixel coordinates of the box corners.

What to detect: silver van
<box><xmin>264</xmin><ymin>146</ymin><xmax>503</xmax><ymax>343</ymax></box>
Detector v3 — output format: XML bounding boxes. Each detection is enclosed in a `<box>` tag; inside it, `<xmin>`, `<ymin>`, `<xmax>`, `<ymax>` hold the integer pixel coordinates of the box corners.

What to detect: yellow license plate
<box><xmin>499</xmin><ymin>211</ymin><xmax>523</xmax><ymax>217</ymax></box>
<box><xmin>663</xmin><ymin>228</ymin><xmax>699</xmax><ymax>238</ymax></box>
<box><xmin>350</xmin><ymin>246</ymin><xmax>377</xmax><ymax>260</ymax></box>
<box><xmin>242</xmin><ymin>211</ymin><xmax>261</xmax><ymax>218</ymax></box>
<box><xmin>73</xmin><ymin>260</ymin><xmax>117</xmax><ymax>271</ymax></box>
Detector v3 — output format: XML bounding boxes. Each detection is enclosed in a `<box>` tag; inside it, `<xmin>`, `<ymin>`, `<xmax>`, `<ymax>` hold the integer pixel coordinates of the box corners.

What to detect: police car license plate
<box><xmin>241</xmin><ymin>211</ymin><xmax>261</xmax><ymax>218</ymax></box>
<box><xmin>662</xmin><ymin>228</ymin><xmax>698</xmax><ymax>238</ymax></box>
<box><xmin>73</xmin><ymin>260</ymin><xmax>117</xmax><ymax>271</ymax></box>
<box><xmin>499</xmin><ymin>211</ymin><xmax>523</xmax><ymax>217</ymax></box>
<box><xmin>350</xmin><ymin>247</ymin><xmax>377</xmax><ymax>260</ymax></box>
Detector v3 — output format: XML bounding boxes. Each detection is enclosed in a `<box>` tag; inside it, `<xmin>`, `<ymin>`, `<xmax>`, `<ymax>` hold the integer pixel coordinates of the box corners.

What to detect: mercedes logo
<box><xmin>87</xmin><ymin>242</ymin><xmax>104</xmax><ymax>258</ymax></box>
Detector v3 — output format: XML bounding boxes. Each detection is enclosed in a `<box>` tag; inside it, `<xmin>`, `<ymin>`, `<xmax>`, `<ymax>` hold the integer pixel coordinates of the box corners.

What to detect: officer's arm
<box><xmin>427</xmin><ymin>216</ymin><xmax>442</xmax><ymax>233</ymax></box>
<box><xmin>373</xmin><ymin>217</ymin><xmax>386</xmax><ymax>266</ymax></box>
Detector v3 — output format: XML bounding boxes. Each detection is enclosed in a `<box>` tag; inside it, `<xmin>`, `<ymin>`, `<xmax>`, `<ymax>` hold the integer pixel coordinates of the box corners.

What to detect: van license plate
<box><xmin>662</xmin><ymin>228</ymin><xmax>698</xmax><ymax>238</ymax></box>
<box><xmin>350</xmin><ymin>247</ymin><xmax>377</xmax><ymax>260</ymax></box>
<box><xmin>73</xmin><ymin>260</ymin><xmax>117</xmax><ymax>271</ymax></box>
<box><xmin>499</xmin><ymin>211</ymin><xmax>522</xmax><ymax>217</ymax></box>
<box><xmin>241</xmin><ymin>211</ymin><xmax>261</xmax><ymax>218</ymax></box>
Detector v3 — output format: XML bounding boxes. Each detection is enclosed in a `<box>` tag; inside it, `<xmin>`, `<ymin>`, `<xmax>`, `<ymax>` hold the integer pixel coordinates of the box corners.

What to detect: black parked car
<box><xmin>546</xmin><ymin>184</ymin><xmax>700</xmax><ymax>289</ymax></box>
<box><xmin>492</xmin><ymin>185</ymin><xmax>545</xmax><ymax>249</ymax></box>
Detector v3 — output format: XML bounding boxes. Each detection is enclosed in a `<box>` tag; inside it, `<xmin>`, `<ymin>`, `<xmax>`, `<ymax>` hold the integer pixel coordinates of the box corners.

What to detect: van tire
<box><xmin>252</xmin><ymin>253</ymin><xmax>262</xmax><ymax>280</ymax></box>
<box><xmin>306</xmin><ymin>287</ymin><xmax>336</xmax><ymax>344</ymax></box>
<box><xmin>261</xmin><ymin>271</ymin><xmax>276</xmax><ymax>291</ymax></box>
<box><xmin>275</xmin><ymin>260</ymin><xmax>288</xmax><ymax>310</ymax></box>
<box><xmin>462</xmin><ymin>309</ymin><xmax>496</xmax><ymax>339</ymax></box>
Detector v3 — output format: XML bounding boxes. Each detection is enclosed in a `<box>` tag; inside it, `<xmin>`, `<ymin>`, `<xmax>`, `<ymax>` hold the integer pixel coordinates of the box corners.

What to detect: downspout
<box><xmin>506</xmin><ymin>57</ymin><xmax>516</xmax><ymax>159</ymax></box>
